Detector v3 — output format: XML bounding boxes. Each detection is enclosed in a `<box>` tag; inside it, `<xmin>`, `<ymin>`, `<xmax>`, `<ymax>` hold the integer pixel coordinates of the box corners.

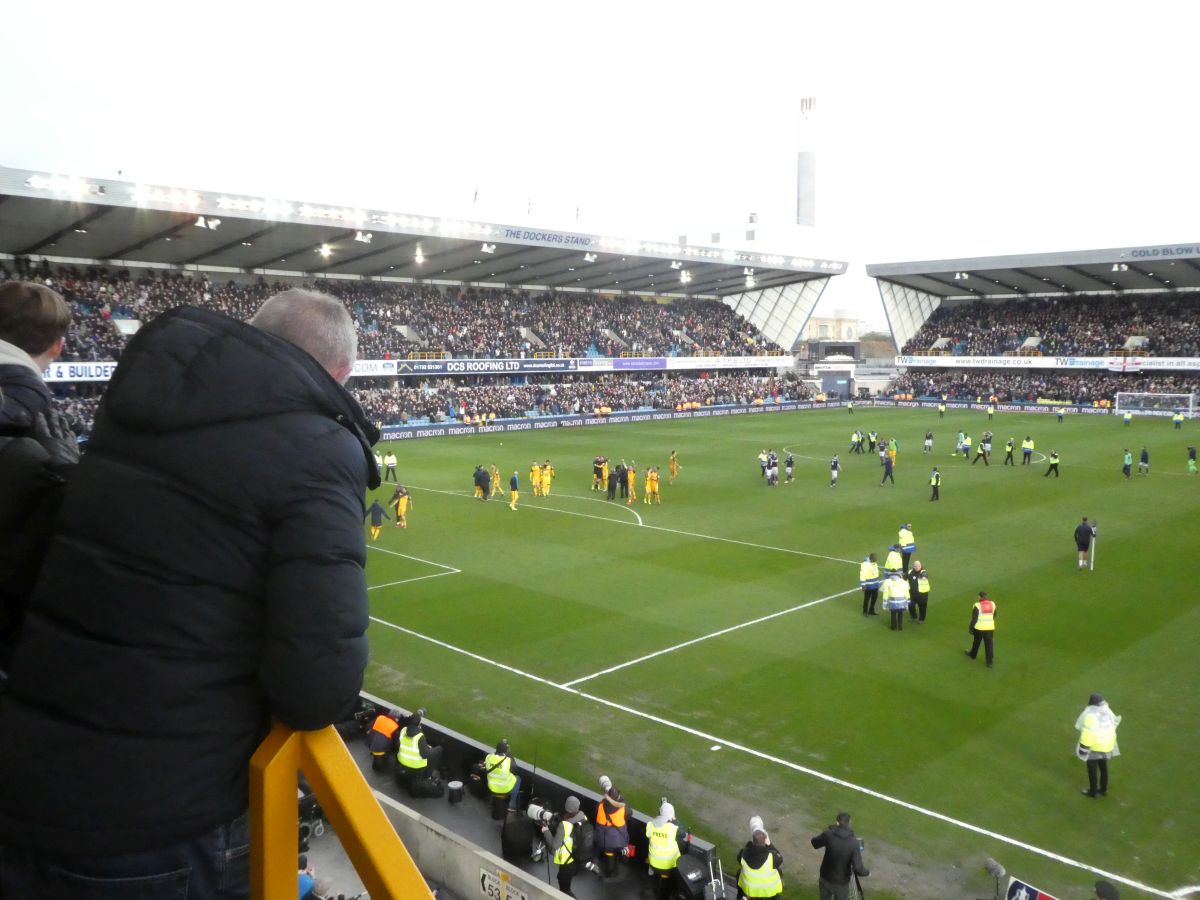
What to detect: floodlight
<box><xmin>318</xmin><ymin>244</ymin><xmax>333</xmax><ymax>258</ymax></box>
<box><xmin>194</xmin><ymin>216</ymin><xmax>221</xmax><ymax>231</ymax></box>
<box><xmin>414</xmin><ymin>248</ymin><xmax>425</xmax><ymax>264</ymax></box>
<box><xmin>583</xmin><ymin>252</ymin><xmax>597</xmax><ymax>263</ymax></box>
<box><xmin>481</xmin><ymin>242</ymin><xmax>496</xmax><ymax>254</ymax></box>
<box><xmin>745</xmin><ymin>276</ymin><xmax>756</xmax><ymax>288</ymax></box>
<box><xmin>355</xmin><ymin>231</ymin><xmax>373</xmax><ymax>244</ymax></box>
<box><xmin>670</xmin><ymin>261</ymin><xmax>682</xmax><ymax>270</ymax></box>
<box><xmin>680</xmin><ymin>270</ymin><xmax>692</xmax><ymax>284</ymax></box>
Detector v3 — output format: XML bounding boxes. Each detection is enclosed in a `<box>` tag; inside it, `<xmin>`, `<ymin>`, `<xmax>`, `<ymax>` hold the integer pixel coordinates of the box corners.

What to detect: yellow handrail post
<box><xmin>299</xmin><ymin>727</ymin><xmax>433</xmax><ymax>900</ymax></box>
<box><xmin>249</xmin><ymin>723</ymin><xmax>301</xmax><ymax>900</ymax></box>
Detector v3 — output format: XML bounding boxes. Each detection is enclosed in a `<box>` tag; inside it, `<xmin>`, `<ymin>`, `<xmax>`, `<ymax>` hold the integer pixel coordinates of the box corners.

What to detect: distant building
<box><xmin>804</xmin><ymin>313</ymin><xmax>863</xmax><ymax>342</ymax></box>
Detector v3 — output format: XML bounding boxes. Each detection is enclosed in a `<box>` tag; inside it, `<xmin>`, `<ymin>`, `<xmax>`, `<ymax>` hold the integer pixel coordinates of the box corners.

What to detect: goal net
<box><xmin>1114</xmin><ymin>392</ymin><xmax>1196</xmax><ymax>417</ymax></box>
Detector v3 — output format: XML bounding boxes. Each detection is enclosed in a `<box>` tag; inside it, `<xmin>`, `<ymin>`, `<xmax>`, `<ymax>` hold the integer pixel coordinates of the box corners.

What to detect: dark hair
<box><xmin>298</xmin><ymin>854</ymin><xmax>308</xmax><ymax>869</ymax></box>
<box><xmin>752</xmin><ymin>831</ymin><xmax>767</xmax><ymax>846</ymax></box>
<box><xmin>836</xmin><ymin>812</ymin><xmax>850</xmax><ymax>827</ymax></box>
<box><xmin>0</xmin><ymin>281</ymin><xmax>71</xmax><ymax>355</ymax></box>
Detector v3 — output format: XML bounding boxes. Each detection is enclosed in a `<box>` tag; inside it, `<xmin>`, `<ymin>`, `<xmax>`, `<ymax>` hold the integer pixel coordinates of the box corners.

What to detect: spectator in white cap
<box><xmin>736</xmin><ymin>815</ymin><xmax>783</xmax><ymax>898</ymax></box>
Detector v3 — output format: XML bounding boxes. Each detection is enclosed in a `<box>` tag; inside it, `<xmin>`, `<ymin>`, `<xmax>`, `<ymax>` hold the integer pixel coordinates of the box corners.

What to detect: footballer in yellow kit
<box><xmin>530</xmin><ymin>461</ymin><xmax>542</xmax><ymax>496</ymax></box>
<box><xmin>668</xmin><ymin>450</ymin><xmax>678</xmax><ymax>484</ymax></box>
<box><xmin>540</xmin><ymin>459</ymin><xmax>555</xmax><ymax>496</ymax></box>
<box><xmin>390</xmin><ymin>485</ymin><xmax>412</xmax><ymax>528</ymax></box>
<box><xmin>625</xmin><ymin>462</ymin><xmax>637</xmax><ymax>504</ymax></box>
<box><xmin>490</xmin><ymin>464</ymin><xmax>503</xmax><ymax>497</ymax></box>
<box><xmin>645</xmin><ymin>467</ymin><xmax>661</xmax><ymax>504</ymax></box>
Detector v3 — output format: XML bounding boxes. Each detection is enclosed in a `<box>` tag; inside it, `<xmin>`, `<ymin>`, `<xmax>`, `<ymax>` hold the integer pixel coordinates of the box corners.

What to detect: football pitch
<box><xmin>360</xmin><ymin>407</ymin><xmax>1199</xmax><ymax>899</ymax></box>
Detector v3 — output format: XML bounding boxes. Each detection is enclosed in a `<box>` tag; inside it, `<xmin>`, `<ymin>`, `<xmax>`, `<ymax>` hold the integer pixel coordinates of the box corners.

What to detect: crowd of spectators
<box><xmin>902</xmin><ymin>293</ymin><xmax>1200</xmax><ymax>357</ymax></box>
<box><xmin>888</xmin><ymin>369</ymin><xmax>1200</xmax><ymax>405</ymax></box>
<box><xmin>1</xmin><ymin>262</ymin><xmax>782</xmax><ymax>363</ymax></box>
<box><xmin>352</xmin><ymin>372</ymin><xmax>813</xmax><ymax>424</ymax></box>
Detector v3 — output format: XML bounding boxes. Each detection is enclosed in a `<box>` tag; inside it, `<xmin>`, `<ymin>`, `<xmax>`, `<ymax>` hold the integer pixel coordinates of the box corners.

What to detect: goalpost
<box><xmin>1114</xmin><ymin>392</ymin><xmax>1196</xmax><ymax>417</ymax></box>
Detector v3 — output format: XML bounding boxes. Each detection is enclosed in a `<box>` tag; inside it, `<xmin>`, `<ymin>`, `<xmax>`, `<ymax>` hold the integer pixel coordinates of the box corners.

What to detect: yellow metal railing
<box><xmin>249</xmin><ymin>723</ymin><xmax>433</xmax><ymax>900</ymax></box>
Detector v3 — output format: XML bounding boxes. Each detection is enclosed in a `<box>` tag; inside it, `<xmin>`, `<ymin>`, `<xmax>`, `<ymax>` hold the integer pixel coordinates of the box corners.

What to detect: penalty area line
<box><xmin>368</xmin><ymin>570</ymin><xmax>460</xmax><ymax>591</ymax></box>
<box><xmin>366</xmin><ymin>613</ymin><xmax>1175</xmax><ymax>899</ymax></box>
<box><xmin>367</xmin><ymin>545</ymin><xmax>461</xmax><ymax>573</ymax></box>
<box><xmin>562</xmin><ymin>587</ymin><xmax>859</xmax><ymax>687</ymax></box>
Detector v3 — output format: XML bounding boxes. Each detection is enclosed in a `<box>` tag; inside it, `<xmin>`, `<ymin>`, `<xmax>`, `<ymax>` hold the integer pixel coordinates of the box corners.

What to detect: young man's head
<box><xmin>0</xmin><ymin>281</ymin><xmax>71</xmax><ymax>369</ymax></box>
<box><xmin>250</xmin><ymin>289</ymin><xmax>357</xmax><ymax>384</ymax></box>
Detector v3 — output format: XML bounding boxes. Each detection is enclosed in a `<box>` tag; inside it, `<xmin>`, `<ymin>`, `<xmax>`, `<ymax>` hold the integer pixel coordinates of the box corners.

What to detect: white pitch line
<box><xmin>1170</xmin><ymin>886</ymin><xmax>1200</xmax><ymax>898</ymax></box>
<box><xmin>562</xmin><ymin>587</ymin><xmax>859</xmax><ymax>687</ymax></box>
<box><xmin>368</xmin><ymin>615</ymin><xmax>567</xmax><ymax>690</ymax></box>
<box><xmin>367</xmin><ymin>570</ymin><xmax>460</xmax><ymax>591</ymax></box>
<box><xmin>545</xmin><ymin>489</ymin><xmax>643</xmax><ymax>527</ymax></box>
<box><xmin>408</xmin><ymin>485</ymin><xmax>857</xmax><ymax>565</ymax></box>
<box><xmin>366</xmin><ymin>613</ymin><xmax>1175</xmax><ymax>899</ymax></box>
<box><xmin>367</xmin><ymin>544</ymin><xmax>461</xmax><ymax>572</ymax></box>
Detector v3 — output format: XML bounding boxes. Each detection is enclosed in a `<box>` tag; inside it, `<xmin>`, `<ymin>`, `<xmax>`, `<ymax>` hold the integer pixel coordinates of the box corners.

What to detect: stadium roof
<box><xmin>867</xmin><ymin>243</ymin><xmax>1200</xmax><ymax>298</ymax></box>
<box><xmin>0</xmin><ymin>166</ymin><xmax>844</xmax><ymax>299</ymax></box>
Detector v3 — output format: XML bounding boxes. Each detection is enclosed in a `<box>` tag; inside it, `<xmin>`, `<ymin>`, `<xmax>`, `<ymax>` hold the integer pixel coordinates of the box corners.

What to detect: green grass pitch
<box><xmin>359</xmin><ymin>407</ymin><xmax>1199</xmax><ymax>899</ymax></box>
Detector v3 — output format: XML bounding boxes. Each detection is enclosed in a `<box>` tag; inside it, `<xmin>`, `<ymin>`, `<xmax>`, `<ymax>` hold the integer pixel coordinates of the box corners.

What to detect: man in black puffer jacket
<box><xmin>0</xmin><ymin>290</ymin><xmax>379</xmax><ymax>900</ymax></box>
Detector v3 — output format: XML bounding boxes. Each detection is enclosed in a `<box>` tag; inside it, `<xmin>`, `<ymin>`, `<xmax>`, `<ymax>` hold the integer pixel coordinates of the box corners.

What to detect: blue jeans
<box><xmin>0</xmin><ymin>811</ymin><xmax>250</xmax><ymax>900</ymax></box>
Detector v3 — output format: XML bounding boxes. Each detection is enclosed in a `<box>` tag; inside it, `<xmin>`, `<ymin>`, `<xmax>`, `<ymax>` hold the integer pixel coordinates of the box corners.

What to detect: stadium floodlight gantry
<box><xmin>866</xmin><ymin>242</ymin><xmax>1200</xmax><ymax>354</ymax></box>
<box><xmin>0</xmin><ymin>165</ymin><xmax>844</xmax><ymax>353</ymax></box>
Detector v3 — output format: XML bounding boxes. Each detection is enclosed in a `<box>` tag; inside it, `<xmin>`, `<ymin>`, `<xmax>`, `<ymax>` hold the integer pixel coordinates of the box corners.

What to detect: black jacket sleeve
<box><xmin>260</xmin><ymin>427</ymin><xmax>368</xmax><ymax>729</ymax></box>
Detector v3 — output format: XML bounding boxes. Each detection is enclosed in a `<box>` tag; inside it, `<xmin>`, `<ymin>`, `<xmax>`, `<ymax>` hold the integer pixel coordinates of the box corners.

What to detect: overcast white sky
<box><xmin>4</xmin><ymin>1</ymin><xmax>1198</xmax><ymax>330</ymax></box>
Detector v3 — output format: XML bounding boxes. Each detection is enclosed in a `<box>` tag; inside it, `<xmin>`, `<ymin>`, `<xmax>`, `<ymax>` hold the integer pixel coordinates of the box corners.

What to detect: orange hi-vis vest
<box><xmin>595</xmin><ymin>799</ymin><xmax>627</xmax><ymax>829</ymax></box>
<box><xmin>371</xmin><ymin>715</ymin><xmax>399</xmax><ymax>740</ymax></box>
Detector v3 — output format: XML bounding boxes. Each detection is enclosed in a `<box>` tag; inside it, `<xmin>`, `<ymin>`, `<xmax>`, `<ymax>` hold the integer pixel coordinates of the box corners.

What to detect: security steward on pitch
<box><xmin>964</xmin><ymin>591</ymin><xmax>997</xmax><ymax>668</ymax></box>
<box><xmin>859</xmin><ymin>553</ymin><xmax>882</xmax><ymax>617</ymax></box>
<box><xmin>366</xmin><ymin>708</ymin><xmax>402</xmax><ymax>772</ymax></box>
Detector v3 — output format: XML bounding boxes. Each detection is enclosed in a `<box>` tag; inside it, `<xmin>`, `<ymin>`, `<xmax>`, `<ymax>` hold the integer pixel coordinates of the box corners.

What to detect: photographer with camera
<box><xmin>810</xmin><ymin>812</ymin><xmax>868</xmax><ymax>900</ymax></box>
<box><xmin>532</xmin><ymin>795</ymin><xmax>589</xmax><ymax>899</ymax></box>
<box><xmin>484</xmin><ymin>739</ymin><xmax>521</xmax><ymax>811</ymax></box>
<box><xmin>366</xmin><ymin>708</ymin><xmax>402</xmax><ymax>773</ymax></box>
<box><xmin>646</xmin><ymin>799</ymin><xmax>688</xmax><ymax>900</ymax></box>
<box><xmin>594</xmin><ymin>774</ymin><xmax>629</xmax><ymax>877</ymax></box>
<box><xmin>396</xmin><ymin>708</ymin><xmax>445</xmax><ymax>797</ymax></box>
<box><xmin>736</xmin><ymin>816</ymin><xmax>783</xmax><ymax>899</ymax></box>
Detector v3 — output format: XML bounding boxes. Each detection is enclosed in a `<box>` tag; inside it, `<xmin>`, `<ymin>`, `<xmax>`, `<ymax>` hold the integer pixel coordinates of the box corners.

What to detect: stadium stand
<box><xmin>887</xmin><ymin>369</ymin><xmax>1200</xmax><ymax>405</ymax></box>
<box><xmin>354</xmin><ymin>372</ymin><xmax>814</xmax><ymax>425</ymax></box>
<box><xmin>900</xmin><ymin>293</ymin><xmax>1200</xmax><ymax>357</ymax></box>
<box><xmin>0</xmin><ymin>263</ymin><xmax>784</xmax><ymax>363</ymax></box>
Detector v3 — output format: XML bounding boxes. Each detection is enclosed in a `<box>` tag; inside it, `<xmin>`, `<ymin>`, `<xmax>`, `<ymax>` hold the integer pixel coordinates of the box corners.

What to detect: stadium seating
<box><xmin>887</xmin><ymin>369</ymin><xmax>1200</xmax><ymax>405</ymax></box>
<box><xmin>901</xmin><ymin>293</ymin><xmax>1200</xmax><ymax>357</ymax></box>
<box><xmin>1</xmin><ymin>264</ymin><xmax>783</xmax><ymax>363</ymax></box>
<box><xmin>354</xmin><ymin>373</ymin><xmax>813</xmax><ymax>425</ymax></box>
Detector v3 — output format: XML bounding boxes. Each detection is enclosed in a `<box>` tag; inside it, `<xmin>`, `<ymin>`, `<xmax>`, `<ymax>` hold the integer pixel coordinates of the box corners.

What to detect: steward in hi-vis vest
<box><xmin>859</xmin><ymin>554</ymin><xmax>882</xmax><ymax>616</ymax></box>
<box><xmin>965</xmin><ymin>592</ymin><xmax>996</xmax><ymax>667</ymax></box>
